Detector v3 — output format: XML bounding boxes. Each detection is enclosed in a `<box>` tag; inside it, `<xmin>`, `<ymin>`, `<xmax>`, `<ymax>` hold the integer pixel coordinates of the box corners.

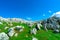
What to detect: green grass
<box><xmin>0</xmin><ymin>22</ymin><xmax>60</xmax><ymax>40</ymax></box>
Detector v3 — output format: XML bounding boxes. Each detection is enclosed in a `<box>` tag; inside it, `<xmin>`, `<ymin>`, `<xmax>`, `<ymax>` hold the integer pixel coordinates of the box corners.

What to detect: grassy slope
<box><xmin>0</xmin><ymin>22</ymin><xmax>60</xmax><ymax>40</ymax></box>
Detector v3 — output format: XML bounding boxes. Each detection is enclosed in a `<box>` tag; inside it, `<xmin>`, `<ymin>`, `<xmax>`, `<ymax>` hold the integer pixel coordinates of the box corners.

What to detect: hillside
<box><xmin>0</xmin><ymin>12</ymin><xmax>60</xmax><ymax>40</ymax></box>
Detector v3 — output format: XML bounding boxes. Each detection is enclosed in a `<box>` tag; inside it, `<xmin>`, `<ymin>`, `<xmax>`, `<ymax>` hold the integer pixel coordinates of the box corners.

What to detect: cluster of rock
<box><xmin>0</xmin><ymin>12</ymin><xmax>60</xmax><ymax>40</ymax></box>
<box><xmin>0</xmin><ymin>32</ymin><xmax>9</xmax><ymax>40</ymax></box>
<box><xmin>8</xmin><ymin>27</ymin><xmax>15</xmax><ymax>37</ymax></box>
<box><xmin>0</xmin><ymin>17</ymin><xmax>33</xmax><ymax>24</ymax></box>
<box><xmin>41</xmin><ymin>15</ymin><xmax>60</xmax><ymax>33</ymax></box>
<box><xmin>31</xmin><ymin>28</ymin><xmax>37</xmax><ymax>35</ymax></box>
<box><xmin>0</xmin><ymin>25</ymin><xmax>24</xmax><ymax>40</ymax></box>
<box><xmin>7</xmin><ymin>26</ymin><xmax>24</xmax><ymax>37</ymax></box>
<box><xmin>30</xmin><ymin>23</ymin><xmax>42</xmax><ymax>35</ymax></box>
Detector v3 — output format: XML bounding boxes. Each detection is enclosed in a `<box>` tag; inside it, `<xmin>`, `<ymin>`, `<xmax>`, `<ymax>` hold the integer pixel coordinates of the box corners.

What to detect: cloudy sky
<box><xmin>0</xmin><ymin>0</ymin><xmax>60</xmax><ymax>21</ymax></box>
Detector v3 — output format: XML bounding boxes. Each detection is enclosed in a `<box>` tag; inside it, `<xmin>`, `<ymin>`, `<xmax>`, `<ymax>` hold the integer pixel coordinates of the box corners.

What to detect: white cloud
<box><xmin>55</xmin><ymin>11</ymin><xmax>60</xmax><ymax>14</ymax></box>
<box><xmin>26</xmin><ymin>17</ymin><xmax>32</xmax><ymax>20</ymax></box>
<box><xmin>48</xmin><ymin>10</ymin><xmax>52</xmax><ymax>13</ymax></box>
<box><xmin>51</xmin><ymin>11</ymin><xmax>60</xmax><ymax>17</ymax></box>
<box><xmin>43</xmin><ymin>14</ymin><xmax>45</xmax><ymax>16</ymax></box>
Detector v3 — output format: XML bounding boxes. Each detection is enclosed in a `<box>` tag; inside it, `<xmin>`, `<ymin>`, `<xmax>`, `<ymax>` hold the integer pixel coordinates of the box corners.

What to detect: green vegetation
<box><xmin>0</xmin><ymin>22</ymin><xmax>60</xmax><ymax>40</ymax></box>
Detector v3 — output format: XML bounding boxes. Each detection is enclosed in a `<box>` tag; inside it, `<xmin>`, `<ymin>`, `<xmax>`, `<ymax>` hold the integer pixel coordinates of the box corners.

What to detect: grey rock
<box><xmin>0</xmin><ymin>32</ymin><xmax>9</xmax><ymax>40</ymax></box>
<box><xmin>31</xmin><ymin>28</ymin><xmax>37</xmax><ymax>35</ymax></box>
<box><xmin>8</xmin><ymin>28</ymin><xmax>15</xmax><ymax>37</ymax></box>
<box><xmin>53</xmin><ymin>29</ymin><xmax>60</xmax><ymax>33</ymax></box>
<box><xmin>41</xmin><ymin>16</ymin><xmax>60</xmax><ymax>31</ymax></box>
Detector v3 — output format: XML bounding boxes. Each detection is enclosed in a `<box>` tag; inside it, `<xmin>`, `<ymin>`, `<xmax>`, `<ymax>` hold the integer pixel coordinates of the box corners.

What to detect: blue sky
<box><xmin>0</xmin><ymin>0</ymin><xmax>60</xmax><ymax>21</ymax></box>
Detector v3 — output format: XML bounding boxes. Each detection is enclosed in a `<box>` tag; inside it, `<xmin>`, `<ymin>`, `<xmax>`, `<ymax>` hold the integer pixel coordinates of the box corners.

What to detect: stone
<box><xmin>32</xmin><ymin>37</ymin><xmax>38</xmax><ymax>40</ymax></box>
<box><xmin>19</xmin><ymin>29</ymin><xmax>23</xmax><ymax>32</ymax></box>
<box><xmin>14</xmin><ymin>33</ymin><xmax>18</xmax><ymax>37</ymax></box>
<box><xmin>8</xmin><ymin>28</ymin><xmax>15</xmax><ymax>37</ymax></box>
<box><xmin>0</xmin><ymin>32</ymin><xmax>9</xmax><ymax>40</ymax></box>
<box><xmin>31</xmin><ymin>28</ymin><xmax>37</xmax><ymax>35</ymax></box>
<box><xmin>15</xmin><ymin>26</ymin><xmax>24</xmax><ymax>32</ymax></box>
<box><xmin>53</xmin><ymin>29</ymin><xmax>59</xmax><ymax>33</ymax></box>
<box><xmin>28</xmin><ymin>23</ymin><xmax>34</xmax><ymax>28</ymax></box>
<box><xmin>0</xmin><ymin>22</ymin><xmax>3</xmax><ymax>25</ymax></box>
<box><xmin>4</xmin><ymin>27</ymin><xmax>9</xmax><ymax>30</ymax></box>
<box><xmin>36</xmin><ymin>23</ymin><xmax>41</xmax><ymax>30</ymax></box>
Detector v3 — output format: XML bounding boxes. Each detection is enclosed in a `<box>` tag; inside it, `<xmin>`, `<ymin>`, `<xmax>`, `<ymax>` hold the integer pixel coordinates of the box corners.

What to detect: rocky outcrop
<box><xmin>41</xmin><ymin>14</ymin><xmax>60</xmax><ymax>33</ymax></box>
<box><xmin>0</xmin><ymin>32</ymin><xmax>9</xmax><ymax>40</ymax></box>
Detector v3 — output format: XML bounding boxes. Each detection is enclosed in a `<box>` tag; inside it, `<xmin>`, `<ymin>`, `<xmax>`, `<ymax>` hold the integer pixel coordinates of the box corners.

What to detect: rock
<box><xmin>43</xmin><ymin>24</ymin><xmax>48</xmax><ymax>30</ymax></box>
<box><xmin>32</xmin><ymin>37</ymin><xmax>38</xmax><ymax>40</ymax></box>
<box><xmin>31</xmin><ymin>28</ymin><xmax>37</xmax><ymax>35</ymax></box>
<box><xmin>0</xmin><ymin>22</ymin><xmax>3</xmax><ymax>24</ymax></box>
<box><xmin>15</xmin><ymin>26</ymin><xmax>21</xmax><ymax>30</ymax></box>
<box><xmin>19</xmin><ymin>29</ymin><xmax>23</xmax><ymax>32</ymax></box>
<box><xmin>56</xmin><ymin>25</ymin><xmax>60</xmax><ymax>29</ymax></box>
<box><xmin>14</xmin><ymin>33</ymin><xmax>18</xmax><ymax>37</ymax></box>
<box><xmin>15</xmin><ymin>26</ymin><xmax>24</xmax><ymax>32</ymax></box>
<box><xmin>8</xmin><ymin>23</ymin><xmax>13</xmax><ymax>26</ymax></box>
<box><xmin>41</xmin><ymin>15</ymin><xmax>60</xmax><ymax>31</ymax></box>
<box><xmin>28</xmin><ymin>23</ymin><xmax>34</xmax><ymax>28</ymax></box>
<box><xmin>53</xmin><ymin>29</ymin><xmax>59</xmax><ymax>33</ymax></box>
<box><xmin>8</xmin><ymin>28</ymin><xmax>15</xmax><ymax>37</ymax></box>
<box><xmin>4</xmin><ymin>27</ymin><xmax>9</xmax><ymax>30</ymax></box>
<box><xmin>43</xmin><ymin>23</ymin><xmax>48</xmax><ymax>31</ymax></box>
<box><xmin>0</xmin><ymin>32</ymin><xmax>9</xmax><ymax>40</ymax></box>
<box><xmin>9</xmin><ymin>18</ymin><xmax>20</xmax><ymax>22</ymax></box>
<box><xmin>36</xmin><ymin>23</ymin><xmax>41</xmax><ymax>30</ymax></box>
